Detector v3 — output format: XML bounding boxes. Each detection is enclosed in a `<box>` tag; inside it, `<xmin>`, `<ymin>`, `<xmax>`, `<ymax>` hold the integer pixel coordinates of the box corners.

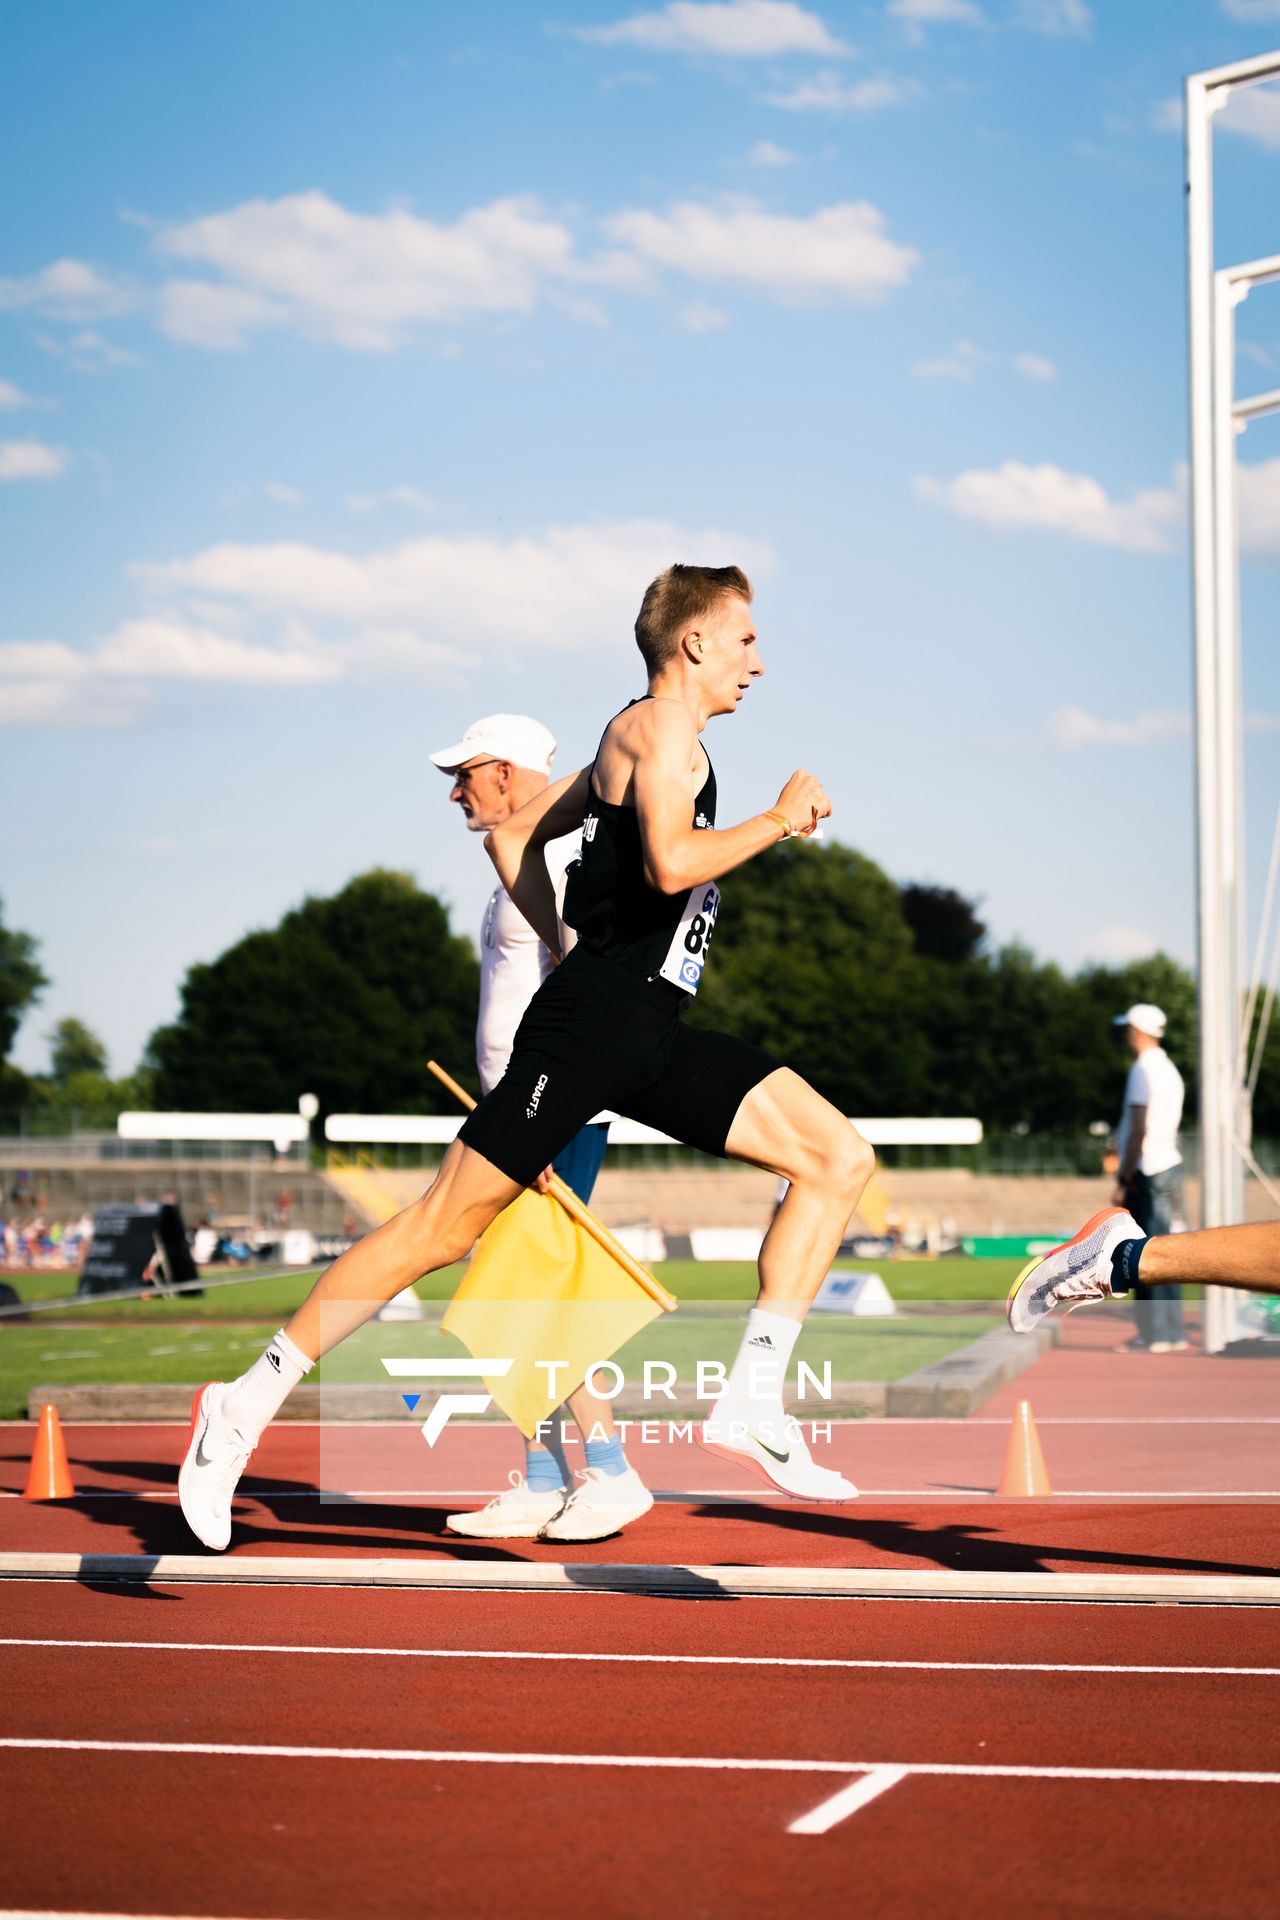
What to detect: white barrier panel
<box><xmin>327</xmin><ymin>1114</ymin><xmax>461</xmax><ymax>1144</ymax></box>
<box><xmin>607</xmin><ymin>1223</ymin><xmax>668</xmax><ymax>1263</ymax></box>
<box><xmin>323</xmin><ymin>1113</ymin><xmax>983</xmax><ymax>1149</ymax></box>
<box><xmin>690</xmin><ymin>1227</ymin><xmax>766</xmax><ymax>1262</ymax></box>
<box><xmin>119</xmin><ymin>1111</ymin><xmax>309</xmax><ymax>1143</ymax></box>
<box><xmin>811</xmin><ymin>1268</ymin><xmax>898</xmax><ymax>1316</ymax></box>
<box><xmin>282</xmin><ymin>1229</ymin><xmax>316</xmax><ymax>1267</ymax></box>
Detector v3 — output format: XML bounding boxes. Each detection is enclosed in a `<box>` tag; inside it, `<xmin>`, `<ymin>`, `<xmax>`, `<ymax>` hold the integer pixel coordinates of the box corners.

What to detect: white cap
<box><xmin>1113</xmin><ymin>1003</ymin><xmax>1167</xmax><ymax>1039</ymax></box>
<box><xmin>429</xmin><ymin>713</ymin><xmax>557</xmax><ymax>776</ymax></box>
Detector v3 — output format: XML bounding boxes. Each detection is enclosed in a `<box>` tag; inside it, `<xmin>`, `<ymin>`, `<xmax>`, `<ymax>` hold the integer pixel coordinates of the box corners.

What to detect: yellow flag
<box><xmin>442</xmin><ymin>1189</ymin><xmax>665</xmax><ymax>1437</ymax></box>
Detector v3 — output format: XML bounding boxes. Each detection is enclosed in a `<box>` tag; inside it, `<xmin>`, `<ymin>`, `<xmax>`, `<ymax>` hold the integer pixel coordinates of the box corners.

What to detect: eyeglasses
<box><xmin>452</xmin><ymin>758</ymin><xmax>501</xmax><ymax>789</ymax></box>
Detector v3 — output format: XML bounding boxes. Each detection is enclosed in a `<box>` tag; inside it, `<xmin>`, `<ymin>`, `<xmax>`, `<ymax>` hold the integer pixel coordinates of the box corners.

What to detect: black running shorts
<box><xmin>459</xmin><ymin>945</ymin><xmax>782</xmax><ymax>1188</ymax></box>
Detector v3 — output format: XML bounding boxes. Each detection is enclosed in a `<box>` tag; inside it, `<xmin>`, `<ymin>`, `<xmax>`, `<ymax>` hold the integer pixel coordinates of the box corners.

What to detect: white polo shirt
<box><xmin>475</xmin><ymin>832</ymin><xmax>579</xmax><ymax>1096</ymax></box>
<box><xmin>1117</xmin><ymin>1046</ymin><xmax>1184</xmax><ymax>1176</ymax></box>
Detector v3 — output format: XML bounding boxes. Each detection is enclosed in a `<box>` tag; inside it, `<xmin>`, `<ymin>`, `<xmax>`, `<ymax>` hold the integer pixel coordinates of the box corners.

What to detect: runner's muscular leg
<box><xmin>283</xmin><ymin>1140</ymin><xmax>521</xmax><ymax>1360</ymax></box>
<box><xmin>725</xmin><ymin>1067</ymin><xmax>874</xmax><ymax>1320</ymax></box>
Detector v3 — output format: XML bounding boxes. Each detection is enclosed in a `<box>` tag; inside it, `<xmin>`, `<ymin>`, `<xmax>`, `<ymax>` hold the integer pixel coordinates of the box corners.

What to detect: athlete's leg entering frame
<box><xmin>284</xmin><ymin>1138</ymin><xmax>520</xmax><ymax>1360</ymax></box>
<box><xmin>178</xmin><ymin>1140</ymin><xmax>522</xmax><ymax>1551</ymax></box>
<box><xmin>725</xmin><ymin>1066</ymin><xmax>874</xmax><ymax>1318</ymax></box>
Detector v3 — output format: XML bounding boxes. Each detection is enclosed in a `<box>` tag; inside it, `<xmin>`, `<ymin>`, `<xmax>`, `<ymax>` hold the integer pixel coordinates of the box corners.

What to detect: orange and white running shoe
<box><xmin>1006</xmin><ymin>1207</ymin><xmax>1143</xmax><ymax>1334</ymax></box>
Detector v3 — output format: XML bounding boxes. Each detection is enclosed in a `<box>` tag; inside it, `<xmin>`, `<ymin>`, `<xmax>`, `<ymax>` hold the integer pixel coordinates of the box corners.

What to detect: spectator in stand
<box><xmin>1112</xmin><ymin>1003</ymin><xmax>1187</xmax><ymax>1353</ymax></box>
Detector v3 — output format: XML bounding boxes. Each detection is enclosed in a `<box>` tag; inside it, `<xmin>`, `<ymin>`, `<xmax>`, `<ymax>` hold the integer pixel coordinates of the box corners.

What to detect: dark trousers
<box><xmin>1126</xmin><ymin>1167</ymin><xmax>1184</xmax><ymax>1345</ymax></box>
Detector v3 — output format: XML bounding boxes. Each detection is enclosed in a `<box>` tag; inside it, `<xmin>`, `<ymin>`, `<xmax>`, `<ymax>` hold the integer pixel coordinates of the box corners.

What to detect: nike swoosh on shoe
<box><xmin>747</xmin><ymin>1432</ymin><xmax>790</xmax><ymax>1464</ymax></box>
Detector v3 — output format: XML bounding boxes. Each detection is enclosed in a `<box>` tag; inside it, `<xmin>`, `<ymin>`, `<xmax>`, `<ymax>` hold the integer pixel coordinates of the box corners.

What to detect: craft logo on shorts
<box><xmin>526</xmin><ymin>1072</ymin><xmax>549</xmax><ymax>1119</ymax></box>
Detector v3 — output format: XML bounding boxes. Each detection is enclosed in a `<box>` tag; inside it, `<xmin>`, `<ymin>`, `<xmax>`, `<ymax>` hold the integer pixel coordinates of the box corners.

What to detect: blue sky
<box><xmin>2</xmin><ymin>0</ymin><xmax>1278</xmax><ymax>1078</ymax></box>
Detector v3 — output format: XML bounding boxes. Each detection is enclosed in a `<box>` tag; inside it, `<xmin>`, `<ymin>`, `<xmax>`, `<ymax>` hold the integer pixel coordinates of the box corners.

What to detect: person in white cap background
<box><xmin>428</xmin><ymin>713</ymin><xmax>653</xmax><ymax>1541</ymax></box>
<box><xmin>1111</xmin><ymin>1003</ymin><xmax>1187</xmax><ymax>1353</ymax></box>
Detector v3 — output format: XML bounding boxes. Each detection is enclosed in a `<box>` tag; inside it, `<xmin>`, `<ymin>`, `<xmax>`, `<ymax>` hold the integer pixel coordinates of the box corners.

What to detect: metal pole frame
<box><xmin>1185</xmin><ymin>52</ymin><xmax>1280</xmax><ymax>1353</ymax></box>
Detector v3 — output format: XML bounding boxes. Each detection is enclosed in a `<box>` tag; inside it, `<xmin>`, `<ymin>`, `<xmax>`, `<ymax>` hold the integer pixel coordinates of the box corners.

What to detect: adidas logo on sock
<box><xmin>267</xmin><ymin>1350</ymin><xmax>281</xmax><ymax>1372</ymax></box>
<box><xmin>747</xmin><ymin>1334</ymin><xmax>775</xmax><ymax>1349</ymax></box>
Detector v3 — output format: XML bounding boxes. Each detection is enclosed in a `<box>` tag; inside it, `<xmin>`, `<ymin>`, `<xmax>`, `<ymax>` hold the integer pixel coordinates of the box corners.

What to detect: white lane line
<box><xmin>5</xmin><ymin>1554</ymin><xmax>1277</xmax><ymax>1605</ymax></box>
<box><xmin>789</xmin><ymin>1764</ymin><xmax>909</xmax><ymax>1834</ymax></box>
<box><xmin>1</xmin><ymin>1738</ymin><xmax>1278</xmax><ymax>1787</ymax></box>
<box><xmin>3</xmin><ymin>1638</ymin><xmax>1277</xmax><ymax>1678</ymax></box>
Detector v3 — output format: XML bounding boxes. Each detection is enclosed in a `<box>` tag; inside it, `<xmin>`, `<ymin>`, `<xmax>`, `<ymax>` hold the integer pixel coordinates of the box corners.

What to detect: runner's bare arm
<box><xmin>632</xmin><ymin>702</ymin><xmax>831</xmax><ymax>894</ymax></box>
<box><xmin>485</xmin><ymin>766</ymin><xmax>592</xmax><ymax>957</ymax></box>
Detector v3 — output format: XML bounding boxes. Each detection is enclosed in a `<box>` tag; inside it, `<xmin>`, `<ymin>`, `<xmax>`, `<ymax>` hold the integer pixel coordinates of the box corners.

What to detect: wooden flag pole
<box><xmin>426</xmin><ymin>1060</ymin><xmax>677</xmax><ymax>1313</ymax></box>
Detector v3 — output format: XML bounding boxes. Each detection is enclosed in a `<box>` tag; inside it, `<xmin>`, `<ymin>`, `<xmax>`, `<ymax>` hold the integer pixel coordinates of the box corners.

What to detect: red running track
<box><xmin>1</xmin><ymin>1580</ymin><xmax>1277</xmax><ymax>1920</ymax></box>
<box><xmin>3</xmin><ymin>1420</ymin><xmax>1278</xmax><ymax>1576</ymax></box>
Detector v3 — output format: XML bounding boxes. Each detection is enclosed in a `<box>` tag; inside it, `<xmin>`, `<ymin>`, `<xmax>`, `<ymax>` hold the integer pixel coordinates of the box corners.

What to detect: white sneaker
<box><xmin>538</xmin><ymin>1465</ymin><xmax>654</xmax><ymax>1542</ymax></box>
<box><xmin>445</xmin><ymin>1472</ymin><xmax>567</xmax><ymax>1539</ymax></box>
<box><xmin>697</xmin><ymin>1413</ymin><xmax>858</xmax><ymax>1502</ymax></box>
<box><xmin>178</xmin><ymin>1382</ymin><xmax>255</xmax><ymax>1551</ymax></box>
<box><xmin>1006</xmin><ymin>1208</ymin><xmax>1141</xmax><ymax>1334</ymax></box>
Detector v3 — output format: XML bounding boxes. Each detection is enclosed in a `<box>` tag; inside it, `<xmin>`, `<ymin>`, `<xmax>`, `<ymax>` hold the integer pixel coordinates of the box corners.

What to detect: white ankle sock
<box><xmin>716</xmin><ymin>1307</ymin><xmax>803</xmax><ymax>1444</ymax></box>
<box><xmin>222</xmin><ymin>1328</ymin><xmax>313</xmax><ymax>1441</ymax></box>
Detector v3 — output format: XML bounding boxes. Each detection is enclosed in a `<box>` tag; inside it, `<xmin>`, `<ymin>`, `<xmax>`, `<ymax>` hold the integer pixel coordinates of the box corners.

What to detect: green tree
<box><xmin>146</xmin><ymin>868</ymin><xmax>480</xmax><ymax>1115</ymax></box>
<box><xmin>900</xmin><ymin>883</ymin><xmax>986</xmax><ymax>964</ymax></box>
<box><xmin>691</xmin><ymin>839</ymin><xmax>930</xmax><ymax>1114</ymax></box>
<box><xmin>0</xmin><ymin>896</ymin><xmax>47</xmax><ymax>1063</ymax></box>
<box><xmin>48</xmin><ymin>1016</ymin><xmax>109</xmax><ymax>1085</ymax></box>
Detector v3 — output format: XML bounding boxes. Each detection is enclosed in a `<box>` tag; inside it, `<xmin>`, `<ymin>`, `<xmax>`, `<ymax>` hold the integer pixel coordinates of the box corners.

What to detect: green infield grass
<box><xmin>0</xmin><ymin>1257</ymin><xmax>1019</xmax><ymax>1419</ymax></box>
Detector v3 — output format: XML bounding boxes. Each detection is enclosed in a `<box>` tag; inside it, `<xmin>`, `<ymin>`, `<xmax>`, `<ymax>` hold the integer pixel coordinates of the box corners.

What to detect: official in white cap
<box><xmin>428</xmin><ymin>714</ymin><xmax>652</xmax><ymax>1542</ymax></box>
<box><xmin>1111</xmin><ymin>1002</ymin><xmax>1187</xmax><ymax>1352</ymax></box>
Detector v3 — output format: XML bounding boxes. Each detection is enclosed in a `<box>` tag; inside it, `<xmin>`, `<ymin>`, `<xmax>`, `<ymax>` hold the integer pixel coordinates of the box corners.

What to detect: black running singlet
<box><xmin>563</xmin><ymin>699</ymin><xmax>721</xmax><ymax>994</ymax></box>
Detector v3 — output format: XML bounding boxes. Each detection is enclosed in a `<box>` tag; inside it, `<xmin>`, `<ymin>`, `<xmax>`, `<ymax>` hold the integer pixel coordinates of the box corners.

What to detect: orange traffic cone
<box><xmin>997</xmin><ymin>1398</ymin><xmax>1051</xmax><ymax>1498</ymax></box>
<box><xmin>23</xmin><ymin>1402</ymin><xmax>75</xmax><ymax>1501</ymax></box>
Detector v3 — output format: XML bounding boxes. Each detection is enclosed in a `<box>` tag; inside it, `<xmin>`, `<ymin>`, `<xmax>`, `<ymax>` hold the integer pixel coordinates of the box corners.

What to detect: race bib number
<box><xmin>658</xmin><ymin>882</ymin><xmax>721</xmax><ymax>995</ymax></box>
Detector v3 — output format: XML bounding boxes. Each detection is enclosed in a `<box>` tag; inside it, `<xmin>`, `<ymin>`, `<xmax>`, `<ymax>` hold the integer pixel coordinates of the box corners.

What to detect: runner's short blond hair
<box><xmin>634</xmin><ymin>563</ymin><xmax>753</xmax><ymax>675</ymax></box>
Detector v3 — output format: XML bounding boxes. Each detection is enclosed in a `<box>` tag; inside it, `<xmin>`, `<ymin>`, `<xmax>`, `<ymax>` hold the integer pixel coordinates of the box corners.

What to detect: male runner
<box><xmin>1007</xmin><ymin>1208</ymin><xmax>1280</xmax><ymax>1333</ymax></box>
<box><xmin>429</xmin><ymin>710</ymin><xmax>652</xmax><ymax>1542</ymax></box>
<box><xmin>180</xmin><ymin>562</ymin><xmax>874</xmax><ymax>1550</ymax></box>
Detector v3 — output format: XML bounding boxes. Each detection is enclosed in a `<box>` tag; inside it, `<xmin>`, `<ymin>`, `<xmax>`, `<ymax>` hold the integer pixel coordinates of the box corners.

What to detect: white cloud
<box><xmin>0</xmin><ymin>258</ymin><xmax>131</xmax><ymax>320</ymax></box>
<box><xmin>1221</xmin><ymin>2</ymin><xmax>1280</xmax><ymax>21</ymax></box>
<box><xmin>134</xmin><ymin>519</ymin><xmax>769</xmax><ymax>652</ymax></box>
<box><xmin>1015</xmin><ymin>0</ymin><xmax>1090</xmax><ymax>33</ymax></box>
<box><xmin>1239</xmin><ymin>458</ymin><xmax>1280</xmax><ymax>554</ymax></box>
<box><xmin>749</xmin><ymin>139</ymin><xmax>798</xmax><ymax>165</ymax></box>
<box><xmin>912</xmin><ymin>340</ymin><xmax>984</xmax><ymax>381</ymax></box>
<box><xmin>679</xmin><ymin>299</ymin><xmax>730</xmax><ymax>332</ymax></box>
<box><xmin>915</xmin><ymin>461</ymin><xmax>1181</xmax><ymax>552</ymax></box>
<box><xmin>603</xmin><ymin>199</ymin><xmax>918</xmax><ymax>302</ymax></box>
<box><xmin>35</xmin><ymin>329</ymin><xmax>140</xmax><ymax>374</ymax></box>
<box><xmin>1051</xmin><ymin>707</ymin><xmax>1189</xmax><ymax>750</ymax></box>
<box><xmin>1218</xmin><ymin>84</ymin><xmax>1280</xmax><ymax>154</ymax></box>
<box><xmin>265</xmin><ymin>482</ymin><xmax>304</xmax><ymax>506</ymax></box>
<box><xmin>1083</xmin><ymin>926</ymin><xmax>1162</xmax><ymax>965</ymax></box>
<box><xmin>157</xmin><ymin>280</ymin><xmax>288</xmax><ymax>350</ymax></box>
<box><xmin>766</xmin><ymin>72</ymin><xmax>905</xmax><ymax>111</ymax></box>
<box><xmin>346</xmin><ymin>485</ymin><xmax>438</xmax><ymax>515</ymax></box>
<box><xmin>0</xmin><ymin>379</ymin><xmax>31</xmax><ymax>410</ymax></box>
<box><xmin>1014</xmin><ymin>351</ymin><xmax>1057</xmax><ymax>382</ymax></box>
<box><xmin>577</xmin><ymin>2</ymin><xmax>849</xmax><ymax>56</ymax></box>
<box><xmin>888</xmin><ymin>0</ymin><xmax>984</xmax><ymax>24</ymax></box>
<box><xmin>0</xmin><ymin>614</ymin><xmax>339</xmax><ymax>729</ymax></box>
<box><xmin>0</xmin><ymin>439</ymin><xmax>68</xmax><ymax>481</ymax></box>
<box><xmin>8</xmin><ymin>519</ymin><xmax>767</xmax><ymax>726</ymax></box>
<box><xmin>94</xmin><ymin>616</ymin><xmax>339</xmax><ymax>685</ymax></box>
<box><xmin>154</xmin><ymin>192</ymin><xmax>582</xmax><ymax>350</ymax></box>
<box><xmin>910</xmin><ymin>343</ymin><xmax>1056</xmax><ymax>383</ymax></box>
